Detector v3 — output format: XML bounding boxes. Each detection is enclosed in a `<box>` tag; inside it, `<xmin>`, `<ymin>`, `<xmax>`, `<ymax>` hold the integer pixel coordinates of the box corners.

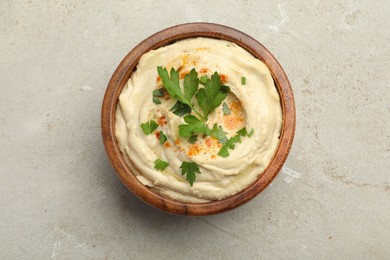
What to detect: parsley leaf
<box><xmin>241</xmin><ymin>76</ymin><xmax>246</xmax><ymax>85</ymax></box>
<box><xmin>178</xmin><ymin>115</ymin><xmax>211</xmax><ymax>138</ymax></box>
<box><xmin>170</xmin><ymin>101</ymin><xmax>191</xmax><ymax>117</ymax></box>
<box><xmin>180</xmin><ymin>161</ymin><xmax>200</xmax><ymax>186</ymax></box>
<box><xmin>222</xmin><ymin>102</ymin><xmax>230</xmax><ymax>115</ymax></box>
<box><xmin>153</xmin><ymin>88</ymin><xmax>165</xmax><ymax>97</ymax></box>
<box><xmin>217</xmin><ymin>127</ymin><xmax>255</xmax><ymax>157</ymax></box>
<box><xmin>184</xmin><ymin>68</ymin><xmax>199</xmax><ymax>101</ymax></box>
<box><xmin>237</xmin><ymin>127</ymin><xmax>254</xmax><ymax>137</ymax></box>
<box><xmin>188</xmin><ymin>135</ymin><xmax>198</xmax><ymax>144</ymax></box>
<box><xmin>140</xmin><ymin>120</ymin><xmax>158</xmax><ymax>135</ymax></box>
<box><xmin>211</xmin><ymin>124</ymin><xmax>228</xmax><ymax>143</ymax></box>
<box><xmin>197</xmin><ymin>72</ymin><xmax>228</xmax><ymax>118</ymax></box>
<box><xmin>217</xmin><ymin>134</ymin><xmax>242</xmax><ymax>158</ymax></box>
<box><xmin>220</xmin><ymin>85</ymin><xmax>231</xmax><ymax>93</ymax></box>
<box><xmin>154</xmin><ymin>159</ymin><xmax>169</xmax><ymax>171</ymax></box>
<box><xmin>153</xmin><ymin>97</ymin><xmax>161</xmax><ymax>104</ymax></box>
<box><xmin>157</xmin><ymin>67</ymin><xmax>186</xmax><ymax>103</ymax></box>
<box><xmin>159</xmin><ymin>131</ymin><xmax>167</xmax><ymax>144</ymax></box>
<box><xmin>248</xmin><ymin>128</ymin><xmax>254</xmax><ymax>137</ymax></box>
<box><xmin>152</xmin><ymin>88</ymin><xmax>165</xmax><ymax>104</ymax></box>
<box><xmin>237</xmin><ymin>127</ymin><xmax>248</xmax><ymax>136</ymax></box>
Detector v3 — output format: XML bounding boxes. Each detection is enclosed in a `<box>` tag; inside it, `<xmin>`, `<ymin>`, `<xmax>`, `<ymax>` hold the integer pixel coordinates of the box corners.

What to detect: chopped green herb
<box><xmin>199</xmin><ymin>75</ymin><xmax>209</xmax><ymax>85</ymax></box>
<box><xmin>217</xmin><ymin>134</ymin><xmax>242</xmax><ymax>158</ymax></box>
<box><xmin>153</xmin><ymin>88</ymin><xmax>165</xmax><ymax>97</ymax></box>
<box><xmin>152</xmin><ymin>88</ymin><xmax>165</xmax><ymax>104</ymax></box>
<box><xmin>241</xmin><ymin>76</ymin><xmax>246</xmax><ymax>85</ymax></box>
<box><xmin>159</xmin><ymin>131</ymin><xmax>167</xmax><ymax>144</ymax></box>
<box><xmin>180</xmin><ymin>161</ymin><xmax>200</xmax><ymax>186</ymax></box>
<box><xmin>211</xmin><ymin>124</ymin><xmax>228</xmax><ymax>143</ymax></box>
<box><xmin>140</xmin><ymin>120</ymin><xmax>158</xmax><ymax>135</ymax></box>
<box><xmin>220</xmin><ymin>85</ymin><xmax>230</xmax><ymax>93</ymax></box>
<box><xmin>188</xmin><ymin>135</ymin><xmax>198</xmax><ymax>144</ymax></box>
<box><xmin>179</xmin><ymin>115</ymin><xmax>211</xmax><ymax>138</ymax></box>
<box><xmin>154</xmin><ymin>159</ymin><xmax>169</xmax><ymax>171</ymax></box>
<box><xmin>237</xmin><ymin>127</ymin><xmax>254</xmax><ymax>137</ymax></box>
<box><xmin>153</xmin><ymin>97</ymin><xmax>161</xmax><ymax>104</ymax></box>
<box><xmin>248</xmin><ymin>128</ymin><xmax>254</xmax><ymax>137</ymax></box>
<box><xmin>237</xmin><ymin>127</ymin><xmax>248</xmax><ymax>136</ymax></box>
<box><xmin>170</xmin><ymin>101</ymin><xmax>191</xmax><ymax>117</ymax></box>
<box><xmin>218</xmin><ymin>128</ymin><xmax>255</xmax><ymax>157</ymax></box>
<box><xmin>222</xmin><ymin>102</ymin><xmax>230</xmax><ymax>115</ymax></box>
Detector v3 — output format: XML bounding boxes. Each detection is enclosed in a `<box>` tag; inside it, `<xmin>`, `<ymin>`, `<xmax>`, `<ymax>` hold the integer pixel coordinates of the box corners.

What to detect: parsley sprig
<box><xmin>140</xmin><ymin>67</ymin><xmax>255</xmax><ymax>187</ymax></box>
<box><xmin>157</xmin><ymin>67</ymin><xmax>206</xmax><ymax>121</ymax></box>
<box><xmin>180</xmin><ymin>161</ymin><xmax>200</xmax><ymax>186</ymax></box>
<box><xmin>157</xmin><ymin>67</ymin><xmax>230</xmax><ymax>142</ymax></box>
<box><xmin>217</xmin><ymin>127</ymin><xmax>254</xmax><ymax>157</ymax></box>
<box><xmin>157</xmin><ymin>67</ymin><xmax>228</xmax><ymax>123</ymax></box>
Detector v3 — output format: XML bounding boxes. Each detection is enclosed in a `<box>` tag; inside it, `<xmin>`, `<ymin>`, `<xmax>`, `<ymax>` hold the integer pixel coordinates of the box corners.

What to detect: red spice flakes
<box><xmin>157</xmin><ymin>115</ymin><xmax>167</xmax><ymax>126</ymax></box>
<box><xmin>187</xmin><ymin>144</ymin><xmax>201</xmax><ymax>156</ymax></box>
<box><xmin>205</xmin><ymin>137</ymin><xmax>222</xmax><ymax>148</ymax></box>
<box><xmin>205</xmin><ymin>138</ymin><xmax>214</xmax><ymax>147</ymax></box>
<box><xmin>199</xmin><ymin>67</ymin><xmax>209</xmax><ymax>74</ymax></box>
<box><xmin>223</xmin><ymin>114</ymin><xmax>245</xmax><ymax>131</ymax></box>
<box><xmin>164</xmin><ymin>142</ymin><xmax>171</xmax><ymax>148</ymax></box>
<box><xmin>230</xmin><ymin>101</ymin><xmax>242</xmax><ymax>114</ymax></box>
<box><xmin>220</xmin><ymin>74</ymin><xmax>228</xmax><ymax>84</ymax></box>
<box><xmin>155</xmin><ymin>131</ymin><xmax>160</xmax><ymax>140</ymax></box>
<box><xmin>156</xmin><ymin>75</ymin><xmax>161</xmax><ymax>82</ymax></box>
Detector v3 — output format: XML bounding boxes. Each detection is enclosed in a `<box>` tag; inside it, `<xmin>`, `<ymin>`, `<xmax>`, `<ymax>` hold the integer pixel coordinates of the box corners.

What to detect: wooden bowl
<box><xmin>101</xmin><ymin>23</ymin><xmax>295</xmax><ymax>216</ymax></box>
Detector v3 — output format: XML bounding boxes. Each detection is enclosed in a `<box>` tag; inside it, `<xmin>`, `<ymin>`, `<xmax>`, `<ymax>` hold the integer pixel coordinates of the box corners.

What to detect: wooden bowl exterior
<box><xmin>101</xmin><ymin>23</ymin><xmax>295</xmax><ymax>216</ymax></box>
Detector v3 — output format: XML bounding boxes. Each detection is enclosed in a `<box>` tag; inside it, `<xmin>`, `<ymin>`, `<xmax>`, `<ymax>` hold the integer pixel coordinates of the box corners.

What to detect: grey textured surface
<box><xmin>1</xmin><ymin>0</ymin><xmax>389</xmax><ymax>259</ymax></box>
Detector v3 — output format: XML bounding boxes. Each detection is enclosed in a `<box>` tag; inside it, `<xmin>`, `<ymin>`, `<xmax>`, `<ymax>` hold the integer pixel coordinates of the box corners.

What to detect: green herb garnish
<box><xmin>241</xmin><ymin>76</ymin><xmax>246</xmax><ymax>85</ymax></box>
<box><xmin>157</xmin><ymin>67</ymin><xmax>205</xmax><ymax>121</ymax></box>
<box><xmin>178</xmin><ymin>115</ymin><xmax>211</xmax><ymax>138</ymax></box>
<box><xmin>170</xmin><ymin>101</ymin><xmax>191</xmax><ymax>117</ymax></box>
<box><xmin>159</xmin><ymin>131</ymin><xmax>167</xmax><ymax>144</ymax></box>
<box><xmin>152</xmin><ymin>88</ymin><xmax>165</xmax><ymax>104</ymax></box>
<box><xmin>196</xmin><ymin>72</ymin><xmax>228</xmax><ymax>119</ymax></box>
<box><xmin>199</xmin><ymin>75</ymin><xmax>209</xmax><ymax>85</ymax></box>
<box><xmin>188</xmin><ymin>135</ymin><xmax>198</xmax><ymax>144</ymax></box>
<box><xmin>140</xmin><ymin>120</ymin><xmax>158</xmax><ymax>135</ymax></box>
<box><xmin>222</xmin><ymin>102</ymin><xmax>230</xmax><ymax>115</ymax></box>
<box><xmin>154</xmin><ymin>159</ymin><xmax>169</xmax><ymax>171</ymax></box>
<box><xmin>237</xmin><ymin>127</ymin><xmax>254</xmax><ymax>137</ymax></box>
<box><xmin>180</xmin><ymin>161</ymin><xmax>200</xmax><ymax>186</ymax></box>
<box><xmin>154</xmin><ymin>67</ymin><xmax>252</xmax><ymax>186</ymax></box>
<box><xmin>217</xmin><ymin>134</ymin><xmax>242</xmax><ymax>158</ymax></box>
<box><xmin>217</xmin><ymin>128</ymin><xmax>254</xmax><ymax>157</ymax></box>
<box><xmin>211</xmin><ymin>124</ymin><xmax>228</xmax><ymax>143</ymax></box>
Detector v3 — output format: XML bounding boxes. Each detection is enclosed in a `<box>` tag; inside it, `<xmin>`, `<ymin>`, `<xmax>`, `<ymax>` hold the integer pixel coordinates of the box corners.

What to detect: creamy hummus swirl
<box><xmin>115</xmin><ymin>38</ymin><xmax>282</xmax><ymax>202</ymax></box>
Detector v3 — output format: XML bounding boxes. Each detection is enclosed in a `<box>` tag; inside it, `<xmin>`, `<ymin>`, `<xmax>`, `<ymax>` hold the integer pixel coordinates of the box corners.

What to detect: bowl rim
<box><xmin>101</xmin><ymin>22</ymin><xmax>295</xmax><ymax>216</ymax></box>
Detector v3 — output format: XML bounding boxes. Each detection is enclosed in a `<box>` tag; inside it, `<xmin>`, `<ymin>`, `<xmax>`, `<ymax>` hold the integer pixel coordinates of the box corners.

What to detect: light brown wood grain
<box><xmin>101</xmin><ymin>23</ymin><xmax>296</xmax><ymax>216</ymax></box>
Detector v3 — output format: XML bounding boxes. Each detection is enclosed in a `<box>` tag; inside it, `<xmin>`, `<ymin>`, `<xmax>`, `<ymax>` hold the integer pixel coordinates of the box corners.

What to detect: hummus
<box><xmin>115</xmin><ymin>37</ymin><xmax>282</xmax><ymax>202</ymax></box>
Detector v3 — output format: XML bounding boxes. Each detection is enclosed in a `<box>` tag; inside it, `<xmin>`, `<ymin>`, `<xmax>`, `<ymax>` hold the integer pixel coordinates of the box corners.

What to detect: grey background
<box><xmin>1</xmin><ymin>0</ymin><xmax>389</xmax><ymax>259</ymax></box>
